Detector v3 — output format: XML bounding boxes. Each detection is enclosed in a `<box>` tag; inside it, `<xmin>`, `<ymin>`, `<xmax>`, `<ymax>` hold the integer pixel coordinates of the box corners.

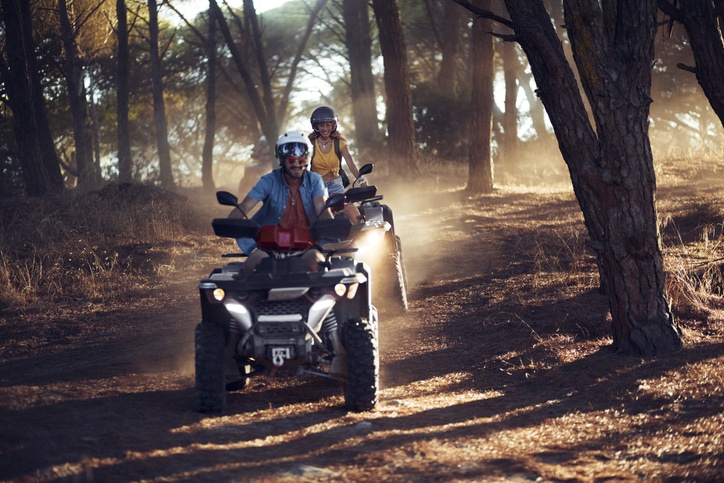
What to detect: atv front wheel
<box><xmin>342</xmin><ymin>317</ymin><xmax>379</xmax><ymax>411</ymax></box>
<box><xmin>195</xmin><ymin>321</ymin><xmax>226</xmax><ymax>413</ymax></box>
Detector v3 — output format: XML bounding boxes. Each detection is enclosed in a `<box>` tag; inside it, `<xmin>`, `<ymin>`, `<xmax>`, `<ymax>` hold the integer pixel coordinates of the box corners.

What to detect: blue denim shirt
<box><xmin>236</xmin><ymin>168</ymin><xmax>327</xmax><ymax>254</ymax></box>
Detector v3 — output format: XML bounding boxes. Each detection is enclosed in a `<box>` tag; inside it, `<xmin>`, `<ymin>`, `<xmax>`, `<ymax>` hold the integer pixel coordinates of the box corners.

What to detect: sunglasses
<box><xmin>286</xmin><ymin>156</ymin><xmax>307</xmax><ymax>165</ymax></box>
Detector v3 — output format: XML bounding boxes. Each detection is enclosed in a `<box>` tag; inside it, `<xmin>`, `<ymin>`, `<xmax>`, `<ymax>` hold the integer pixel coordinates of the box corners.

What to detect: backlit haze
<box><xmin>173</xmin><ymin>0</ymin><xmax>290</xmax><ymax>19</ymax></box>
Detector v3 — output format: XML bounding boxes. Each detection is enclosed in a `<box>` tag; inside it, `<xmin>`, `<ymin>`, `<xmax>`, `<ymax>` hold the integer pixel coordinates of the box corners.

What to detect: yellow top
<box><xmin>312</xmin><ymin>137</ymin><xmax>348</xmax><ymax>177</ymax></box>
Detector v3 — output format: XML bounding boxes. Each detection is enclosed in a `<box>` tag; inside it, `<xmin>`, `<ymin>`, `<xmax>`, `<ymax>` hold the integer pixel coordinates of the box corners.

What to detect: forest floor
<box><xmin>1</xmin><ymin>156</ymin><xmax>724</xmax><ymax>482</ymax></box>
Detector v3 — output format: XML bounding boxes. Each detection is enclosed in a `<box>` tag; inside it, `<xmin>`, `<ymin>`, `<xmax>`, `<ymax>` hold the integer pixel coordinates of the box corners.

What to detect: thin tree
<box><xmin>454</xmin><ymin>0</ymin><xmax>682</xmax><ymax>355</ymax></box>
<box><xmin>117</xmin><ymin>0</ymin><xmax>133</xmax><ymax>183</ymax></box>
<box><xmin>437</xmin><ymin>0</ymin><xmax>464</xmax><ymax>95</ymax></box>
<box><xmin>0</xmin><ymin>0</ymin><xmax>64</xmax><ymax>196</ymax></box>
<box><xmin>501</xmin><ymin>39</ymin><xmax>519</xmax><ymax>165</ymax></box>
<box><xmin>342</xmin><ymin>0</ymin><xmax>379</xmax><ymax>151</ymax></box>
<box><xmin>658</xmin><ymin>0</ymin><xmax>724</xmax><ymax>128</ymax></box>
<box><xmin>371</xmin><ymin>0</ymin><xmax>418</xmax><ymax>177</ymax></box>
<box><xmin>201</xmin><ymin>4</ymin><xmax>217</xmax><ymax>193</ymax></box>
<box><xmin>467</xmin><ymin>0</ymin><xmax>494</xmax><ymax>193</ymax></box>
<box><xmin>58</xmin><ymin>0</ymin><xmax>95</xmax><ymax>188</ymax></box>
<box><xmin>148</xmin><ymin>0</ymin><xmax>174</xmax><ymax>188</ymax></box>
<box><xmin>209</xmin><ymin>0</ymin><xmax>327</xmax><ymax>155</ymax></box>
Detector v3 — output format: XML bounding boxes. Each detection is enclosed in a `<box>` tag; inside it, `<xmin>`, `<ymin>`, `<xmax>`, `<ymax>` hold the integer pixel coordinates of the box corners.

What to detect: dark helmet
<box><xmin>310</xmin><ymin>106</ymin><xmax>338</xmax><ymax>133</ymax></box>
<box><xmin>274</xmin><ymin>131</ymin><xmax>311</xmax><ymax>165</ymax></box>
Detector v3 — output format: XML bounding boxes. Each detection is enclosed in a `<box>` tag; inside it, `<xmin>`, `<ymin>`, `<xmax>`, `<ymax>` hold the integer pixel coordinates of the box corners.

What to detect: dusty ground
<box><xmin>1</xmin><ymin>163</ymin><xmax>724</xmax><ymax>482</ymax></box>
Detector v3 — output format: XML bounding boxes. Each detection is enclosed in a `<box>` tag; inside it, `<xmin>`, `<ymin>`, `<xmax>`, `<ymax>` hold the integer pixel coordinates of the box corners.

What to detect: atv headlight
<box><xmin>199</xmin><ymin>282</ymin><xmax>225</xmax><ymax>304</ymax></box>
<box><xmin>334</xmin><ymin>283</ymin><xmax>347</xmax><ymax>297</ymax></box>
<box><xmin>333</xmin><ymin>282</ymin><xmax>359</xmax><ymax>299</ymax></box>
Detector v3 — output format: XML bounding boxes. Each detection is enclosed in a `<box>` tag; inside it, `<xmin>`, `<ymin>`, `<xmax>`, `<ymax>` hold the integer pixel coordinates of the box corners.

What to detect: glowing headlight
<box><xmin>334</xmin><ymin>283</ymin><xmax>347</xmax><ymax>297</ymax></box>
<box><xmin>212</xmin><ymin>288</ymin><xmax>225</xmax><ymax>301</ymax></box>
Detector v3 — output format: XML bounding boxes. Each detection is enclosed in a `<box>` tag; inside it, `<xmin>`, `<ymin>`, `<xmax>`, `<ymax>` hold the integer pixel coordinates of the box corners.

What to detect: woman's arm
<box><xmin>340</xmin><ymin>146</ymin><xmax>360</xmax><ymax>178</ymax></box>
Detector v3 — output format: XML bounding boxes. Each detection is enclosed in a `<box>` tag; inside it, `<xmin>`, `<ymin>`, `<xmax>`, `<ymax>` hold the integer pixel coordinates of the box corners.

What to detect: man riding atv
<box><xmin>230</xmin><ymin>131</ymin><xmax>332</xmax><ymax>273</ymax></box>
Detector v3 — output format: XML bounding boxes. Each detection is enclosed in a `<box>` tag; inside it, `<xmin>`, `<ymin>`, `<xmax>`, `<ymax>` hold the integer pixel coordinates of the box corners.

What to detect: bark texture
<box><xmin>1</xmin><ymin>0</ymin><xmax>64</xmax><ymax>196</ymax></box>
<box><xmin>467</xmin><ymin>0</ymin><xmax>494</xmax><ymax>193</ymax></box>
<box><xmin>372</xmin><ymin>0</ymin><xmax>418</xmax><ymax>177</ymax></box>
<box><xmin>148</xmin><ymin>0</ymin><xmax>174</xmax><ymax>188</ymax></box>
<box><xmin>502</xmin><ymin>0</ymin><xmax>681</xmax><ymax>355</ymax></box>
<box><xmin>342</xmin><ymin>0</ymin><xmax>379</xmax><ymax>150</ymax></box>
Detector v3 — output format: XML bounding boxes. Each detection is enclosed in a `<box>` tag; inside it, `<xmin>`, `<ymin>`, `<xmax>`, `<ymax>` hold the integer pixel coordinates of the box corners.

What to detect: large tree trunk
<box><xmin>500</xmin><ymin>0</ymin><xmax>681</xmax><ymax>355</ymax></box>
<box><xmin>58</xmin><ymin>0</ymin><xmax>94</xmax><ymax>188</ymax></box>
<box><xmin>467</xmin><ymin>0</ymin><xmax>494</xmax><ymax>193</ymax></box>
<box><xmin>658</xmin><ymin>0</ymin><xmax>724</xmax><ymax>128</ymax></box>
<box><xmin>148</xmin><ymin>0</ymin><xmax>174</xmax><ymax>188</ymax></box>
<box><xmin>371</xmin><ymin>0</ymin><xmax>418</xmax><ymax>177</ymax></box>
<box><xmin>342</xmin><ymin>0</ymin><xmax>379</xmax><ymax>152</ymax></box>
<box><xmin>117</xmin><ymin>0</ymin><xmax>132</xmax><ymax>183</ymax></box>
<box><xmin>202</xmin><ymin>4</ymin><xmax>218</xmax><ymax>193</ymax></box>
<box><xmin>1</xmin><ymin>0</ymin><xmax>64</xmax><ymax>196</ymax></box>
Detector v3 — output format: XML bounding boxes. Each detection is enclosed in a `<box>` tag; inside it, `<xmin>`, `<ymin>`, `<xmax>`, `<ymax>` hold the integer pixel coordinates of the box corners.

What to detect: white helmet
<box><xmin>275</xmin><ymin>131</ymin><xmax>311</xmax><ymax>165</ymax></box>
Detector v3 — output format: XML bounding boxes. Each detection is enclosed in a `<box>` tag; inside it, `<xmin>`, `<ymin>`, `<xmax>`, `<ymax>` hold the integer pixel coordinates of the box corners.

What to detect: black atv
<box><xmin>194</xmin><ymin>191</ymin><xmax>379</xmax><ymax>413</ymax></box>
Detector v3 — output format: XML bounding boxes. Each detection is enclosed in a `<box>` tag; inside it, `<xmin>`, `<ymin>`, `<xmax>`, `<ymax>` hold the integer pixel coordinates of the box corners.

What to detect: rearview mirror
<box><xmin>216</xmin><ymin>191</ymin><xmax>239</xmax><ymax>207</ymax></box>
<box><xmin>359</xmin><ymin>163</ymin><xmax>373</xmax><ymax>176</ymax></box>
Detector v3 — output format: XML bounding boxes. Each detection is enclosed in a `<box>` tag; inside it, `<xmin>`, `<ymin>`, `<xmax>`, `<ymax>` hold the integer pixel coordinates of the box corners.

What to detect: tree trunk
<box><xmin>658</xmin><ymin>0</ymin><xmax>724</xmax><ymax>128</ymax></box>
<box><xmin>437</xmin><ymin>0</ymin><xmax>463</xmax><ymax>95</ymax></box>
<box><xmin>202</xmin><ymin>4</ymin><xmax>218</xmax><ymax>193</ymax></box>
<box><xmin>519</xmin><ymin>69</ymin><xmax>549</xmax><ymax>141</ymax></box>
<box><xmin>209</xmin><ymin>0</ymin><xmax>271</xmax><ymax>138</ymax></box>
<box><xmin>371</xmin><ymin>0</ymin><xmax>418</xmax><ymax>177</ymax></box>
<box><xmin>0</xmin><ymin>0</ymin><xmax>64</xmax><ymax>196</ymax></box>
<box><xmin>501</xmin><ymin>40</ymin><xmax>519</xmax><ymax>165</ymax></box>
<box><xmin>501</xmin><ymin>0</ymin><xmax>681</xmax><ymax>355</ymax></box>
<box><xmin>342</xmin><ymin>0</ymin><xmax>379</xmax><ymax>151</ymax></box>
<box><xmin>117</xmin><ymin>0</ymin><xmax>132</xmax><ymax>183</ymax></box>
<box><xmin>148</xmin><ymin>0</ymin><xmax>174</xmax><ymax>188</ymax></box>
<box><xmin>210</xmin><ymin>0</ymin><xmax>326</xmax><ymax>157</ymax></box>
<box><xmin>58</xmin><ymin>0</ymin><xmax>94</xmax><ymax>188</ymax></box>
<box><xmin>467</xmin><ymin>0</ymin><xmax>494</xmax><ymax>193</ymax></box>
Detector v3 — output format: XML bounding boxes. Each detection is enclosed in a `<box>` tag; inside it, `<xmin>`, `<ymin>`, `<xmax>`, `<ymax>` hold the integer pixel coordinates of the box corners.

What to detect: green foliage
<box><xmin>1</xmin><ymin>0</ymin><xmax>721</xmax><ymax>192</ymax></box>
<box><xmin>412</xmin><ymin>82</ymin><xmax>472</xmax><ymax>162</ymax></box>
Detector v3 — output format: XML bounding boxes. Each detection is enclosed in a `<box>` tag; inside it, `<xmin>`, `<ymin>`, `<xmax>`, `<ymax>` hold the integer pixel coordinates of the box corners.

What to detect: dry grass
<box><xmin>0</xmin><ymin>183</ymin><xmax>210</xmax><ymax>310</ymax></box>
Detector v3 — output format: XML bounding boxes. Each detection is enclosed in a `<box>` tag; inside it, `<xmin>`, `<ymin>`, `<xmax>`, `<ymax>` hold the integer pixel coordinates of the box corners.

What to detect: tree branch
<box><xmin>447</xmin><ymin>0</ymin><xmax>514</xmax><ymax>29</ymax></box>
<box><xmin>676</xmin><ymin>62</ymin><xmax>696</xmax><ymax>74</ymax></box>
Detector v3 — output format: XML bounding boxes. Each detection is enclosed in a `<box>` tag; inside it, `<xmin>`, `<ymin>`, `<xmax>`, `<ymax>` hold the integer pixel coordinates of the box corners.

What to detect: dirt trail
<box><xmin>1</xmin><ymin>178</ymin><xmax>723</xmax><ymax>482</ymax></box>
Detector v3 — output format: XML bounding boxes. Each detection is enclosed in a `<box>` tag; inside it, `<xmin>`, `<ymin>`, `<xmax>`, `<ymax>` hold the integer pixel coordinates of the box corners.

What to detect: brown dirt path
<box><xmin>1</xmin><ymin>177</ymin><xmax>723</xmax><ymax>482</ymax></box>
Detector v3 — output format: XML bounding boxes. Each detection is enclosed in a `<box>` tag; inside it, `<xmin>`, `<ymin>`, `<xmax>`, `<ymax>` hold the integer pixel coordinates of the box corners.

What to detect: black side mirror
<box><xmin>216</xmin><ymin>191</ymin><xmax>239</xmax><ymax>207</ymax></box>
<box><xmin>359</xmin><ymin>163</ymin><xmax>373</xmax><ymax>176</ymax></box>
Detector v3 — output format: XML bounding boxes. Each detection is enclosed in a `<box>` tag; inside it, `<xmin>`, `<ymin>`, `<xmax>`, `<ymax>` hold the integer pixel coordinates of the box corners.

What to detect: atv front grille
<box><xmin>256</xmin><ymin>322</ymin><xmax>304</xmax><ymax>335</ymax></box>
<box><xmin>255</xmin><ymin>298</ymin><xmax>311</xmax><ymax>319</ymax></box>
